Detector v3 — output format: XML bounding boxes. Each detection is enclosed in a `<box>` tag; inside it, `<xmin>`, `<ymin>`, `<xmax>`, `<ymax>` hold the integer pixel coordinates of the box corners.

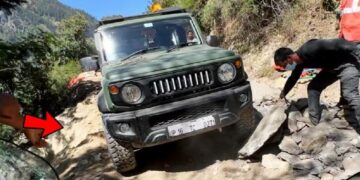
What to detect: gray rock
<box><xmin>299</xmin><ymin>116</ymin><xmax>316</xmax><ymax>127</ymax></box>
<box><xmin>321</xmin><ymin>173</ymin><xmax>334</xmax><ymax>180</ymax></box>
<box><xmin>297</xmin><ymin>122</ymin><xmax>307</xmax><ymax>131</ymax></box>
<box><xmin>293</xmin><ymin>131</ymin><xmax>304</xmax><ymax>144</ymax></box>
<box><xmin>295</xmin><ymin>175</ymin><xmax>321</xmax><ymax>180</ymax></box>
<box><xmin>335</xmin><ymin>154</ymin><xmax>360</xmax><ymax>180</ymax></box>
<box><xmin>261</xmin><ymin>154</ymin><xmax>291</xmax><ymax>171</ymax></box>
<box><xmin>324</xmin><ymin>166</ymin><xmax>342</xmax><ymax>176</ymax></box>
<box><xmin>318</xmin><ymin>142</ymin><xmax>337</xmax><ymax>166</ymax></box>
<box><xmin>303</xmin><ymin>108</ymin><xmax>310</xmax><ymax>119</ymax></box>
<box><xmin>321</xmin><ymin>108</ymin><xmax>334</xmax><ymax>122</ymax></box>
<box><xmin>288</xmin><ymin>117</ymin><xmax>299</xmax><ymax>133</ymax></box>
<box><xmin>335</xmin><ymin>110</ymin><xmax>345</xmax><ymax>119</ymax></box>
<box><xmin>288</xmin><ymin>106</ymin><xmax>303</xmax><ymax>133</ymax></box>
<box><xmin>278</xmin><ymin>152</ymin><xmax>301</xmax><ymax>164</ymax></box>
<box><xmin>331</xmin><ymin>118</ymin><xmax>350</xmax><ymax>129</ymax></box>
<box><xmin>239</xmin><ymin>106</ymin><xmax>287</xmax><ymax>158</ymax></box>
<box><xmin>336</xmin><ymin>143</ymin><xmax>353</xmax><ymax>155</ymax></box>
<box><xmin>350</xmin><ymin>137</ymin><xmax>360</xmax><ymax>148</ymax></box>
<box><xmin>279</xmin><ymin>136</ymin><xmax>304</xmax><ymax>155</ymax></box>
<box><xmin>299</xmin><ymin>154</ymin><xmax>312</xmax><ymax>160</ymax></box>
<box><xmin>299</xmin><ymin>127</ymin><xmax>327</xmax><ymax>154</ymax></box>
<box><xmin>293</xmin><ymin>159</ymin><xmax>324</xmax><ymax>176</ymax></box>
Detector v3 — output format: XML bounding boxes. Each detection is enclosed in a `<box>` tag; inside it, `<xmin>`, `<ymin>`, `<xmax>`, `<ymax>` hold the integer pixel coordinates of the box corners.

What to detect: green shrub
<box><xmin>0</xmin><ymin>125</ymin><xmax>16</xmax><ymax>140</ymax></box>
<box><xmin>50</xmin><ymin>60</ymin><xmax>81</xmax><ymax>93</ymax></box>
<box><xmin>175</xmin><ymin>0</ymin><xmax>196</xmax><ymax>9</ymax></box>
<box><xmin>201</xmin><ymin>0</ymin><xmax>220</xmax><ymax>28</ymax></box>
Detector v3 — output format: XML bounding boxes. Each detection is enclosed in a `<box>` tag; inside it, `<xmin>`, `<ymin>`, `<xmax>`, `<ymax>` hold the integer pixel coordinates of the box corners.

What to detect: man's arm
<box><xmin>281</xmin><ymin>65</ymin><xmax>304</xmax><ymax>97</ymax></box>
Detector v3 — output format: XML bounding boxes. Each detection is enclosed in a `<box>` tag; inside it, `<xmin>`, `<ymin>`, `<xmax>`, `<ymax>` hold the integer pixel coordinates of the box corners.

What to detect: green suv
<box><xmin>80</xmin><ymin>7</ymin><xmax>255</xmax><ymax>173</ymax></box>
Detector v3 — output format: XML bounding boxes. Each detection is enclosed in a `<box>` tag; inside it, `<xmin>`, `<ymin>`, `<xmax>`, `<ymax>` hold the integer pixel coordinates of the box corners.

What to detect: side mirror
<box><xmin>80</xmin><ymin>56</ymin><xmax>100</xmax><ymax>72</ymax></box>
<box><xmin>206</xmin><ymin>35</ymin><xmax>219</xmax><ymax>47</ymax></box>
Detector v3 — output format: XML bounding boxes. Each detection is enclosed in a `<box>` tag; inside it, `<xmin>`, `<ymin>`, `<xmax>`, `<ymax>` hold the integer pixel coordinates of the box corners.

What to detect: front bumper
<box><xmin>102</xmin><ymin>82</ymin><xmax>252</xmax><ymax>148</ymax></box>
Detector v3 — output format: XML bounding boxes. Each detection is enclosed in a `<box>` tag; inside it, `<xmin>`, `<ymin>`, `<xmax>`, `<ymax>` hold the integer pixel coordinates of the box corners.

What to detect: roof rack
<box><xmin>99</xmin><ymin>7</ymin><xmax>188</xmax><ymax>26</ymax></box>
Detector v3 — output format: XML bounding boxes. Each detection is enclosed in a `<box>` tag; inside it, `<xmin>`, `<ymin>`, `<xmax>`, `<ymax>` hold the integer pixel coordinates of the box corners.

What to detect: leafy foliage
<box><xmin>1</xmin><ymin>31</ymin><xmax>59</xmax><ymax>115</ymax></box>
<box><xmin>152</xmin><ymin>0</ymin><xmax>296</xmax><ymax>53</ymax></box>
<box><xmin>0</xmin><ymin>0</ymin><xmax>26</xmax><ymax>13</ymax></box>
<box><xmin>0</xmin><ymin>0</ymin><xmax>97</xmax><ymax>42</ymax></box>
<box><xmin>0</xmin><ymin>12</ymin><xmax>95</xmax><ymax>117</ymax></box>
<box><xmin>56</xmin><ymin>13</ymin><xmax>95</xmax><ymax>63</ymax></box>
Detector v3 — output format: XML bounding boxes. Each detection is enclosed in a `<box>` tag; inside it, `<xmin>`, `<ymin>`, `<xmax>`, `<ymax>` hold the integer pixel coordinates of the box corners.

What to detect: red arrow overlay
<box><xmin>24</xmin><ymin>112</ymin><xmax>63</xmax><ymax>138</ymax></box>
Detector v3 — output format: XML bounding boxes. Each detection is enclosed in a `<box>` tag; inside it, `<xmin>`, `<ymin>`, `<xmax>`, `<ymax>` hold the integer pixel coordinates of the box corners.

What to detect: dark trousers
<box><xmin>339</xmin><ymin>43</ymin><xmax>360</xmax><ymax>104</ymax></box>
<box><xmin>308</xmin><ymin>63</ymin><xmax>360</xmax><ymax>124</ymax></box>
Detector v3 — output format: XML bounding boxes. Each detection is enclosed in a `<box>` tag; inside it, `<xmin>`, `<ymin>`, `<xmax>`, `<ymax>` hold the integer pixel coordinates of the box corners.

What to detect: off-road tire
<box><xmin>104</xmin><ymin>130</ymin><xmax>136</xmax><ymax>173</ymax></box>
<box><xmin>224</xmin><ymin>106</ymin><xmax>257</xmax><ymax>142</ymax></box>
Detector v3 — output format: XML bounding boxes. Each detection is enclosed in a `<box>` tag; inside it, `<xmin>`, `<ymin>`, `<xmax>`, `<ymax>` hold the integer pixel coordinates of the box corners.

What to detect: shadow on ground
<box><xmin>123</xmin><ymin>108</ymin><xmax>266</xmax><ymax>177</ymax></box>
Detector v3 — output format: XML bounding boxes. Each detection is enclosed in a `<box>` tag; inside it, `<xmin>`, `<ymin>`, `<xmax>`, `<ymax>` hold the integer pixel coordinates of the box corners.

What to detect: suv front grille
<box><xmin>151</xmin><ymin>70</ymin><xmax>212</xmax><ymax>95</ymax></box>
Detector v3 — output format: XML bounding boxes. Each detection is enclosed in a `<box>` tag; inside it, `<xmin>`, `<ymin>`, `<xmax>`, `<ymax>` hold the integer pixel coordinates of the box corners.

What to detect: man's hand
<box><xmin>280</xmin><ymin>91</ymin><xmax>286</xmax><ymax>99</ymax></box>
<box><xmin>23</xmin><ymin>128</ymin><xmax>48</xmax><ymax>148</ymax></box>
<box><xmin>278</xmin><ymin>91</ymin><xmax>291</xmax><ymax>106</ymax></box>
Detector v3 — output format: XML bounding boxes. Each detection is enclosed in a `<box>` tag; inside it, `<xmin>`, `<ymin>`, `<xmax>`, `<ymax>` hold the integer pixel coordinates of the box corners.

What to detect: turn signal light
<box><xmin>234</xmin><ymin>60</ymin><xmax>242</xmax><ymax>69</ymax></box>
<box><xmin>109</xmin><ymin>85</ymin><xmax>120</xmax><ymax>95</ymax></box>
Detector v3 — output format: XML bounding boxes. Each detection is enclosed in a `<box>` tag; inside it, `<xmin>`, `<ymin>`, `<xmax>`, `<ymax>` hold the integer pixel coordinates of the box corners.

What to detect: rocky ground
<box><xmin>249</xmin><ymin>98</ymin><xmax>360</xmax><ymax>180</ymax></box>
<box><xmin>32</xmin><ymin>78</ymin><xmax>360</xmax><ymax>180</ymax></box>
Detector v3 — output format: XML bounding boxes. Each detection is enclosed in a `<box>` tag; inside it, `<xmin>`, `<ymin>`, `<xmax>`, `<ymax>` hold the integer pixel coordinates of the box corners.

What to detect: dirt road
<box><xmin>41</xmin><ymin>79</ymin><xmax>353</xmax><ymax>180</ymax></box>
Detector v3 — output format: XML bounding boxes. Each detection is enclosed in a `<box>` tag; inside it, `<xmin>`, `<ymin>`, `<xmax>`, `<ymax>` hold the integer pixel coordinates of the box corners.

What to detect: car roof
<box><xmin>98</xmin><ymin>7</ymin><xmax>188</xmax><ymax>27</ymax></box>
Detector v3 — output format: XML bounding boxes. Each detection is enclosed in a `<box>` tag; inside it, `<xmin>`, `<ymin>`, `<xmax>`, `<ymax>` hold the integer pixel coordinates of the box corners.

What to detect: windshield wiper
<box><xmin>167</xmin><ymin>42</ymin><xmax>194</xmax><ymax>53</ymax></box>
<box><xmin>121</xmin><ymin>47</ymin><xmax>161</xmax><ymax>62</ymax></box>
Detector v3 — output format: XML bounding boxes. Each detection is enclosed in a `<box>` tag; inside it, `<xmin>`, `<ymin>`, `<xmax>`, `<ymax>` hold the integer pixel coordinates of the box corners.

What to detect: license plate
<box><xmin>168</xmin><ymin>115</ymin><xmax>216</xmax><ymax>137</ymax></box>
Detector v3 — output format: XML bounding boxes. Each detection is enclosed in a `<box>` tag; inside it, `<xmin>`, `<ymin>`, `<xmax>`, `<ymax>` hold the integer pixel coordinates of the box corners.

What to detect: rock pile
<box><xmin>252</xmin><ymin>98</ymin><xmax>360</xmax><ymax>180</ymax></box>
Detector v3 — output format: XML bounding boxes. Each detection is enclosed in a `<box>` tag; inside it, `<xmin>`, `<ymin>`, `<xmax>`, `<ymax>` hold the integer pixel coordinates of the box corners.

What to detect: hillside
<box><xmin>0</xmin><ymin>0</ymin><xmax>97</xmax><ymax>42</ymax></box>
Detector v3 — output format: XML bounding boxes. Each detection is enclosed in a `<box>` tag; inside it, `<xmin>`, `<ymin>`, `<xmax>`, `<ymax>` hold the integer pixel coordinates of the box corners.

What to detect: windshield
<box><xmin>0</xmin><ymin>140</ymin><xmax>58</xmax><ymax>179</ymax></box>
<box><xmin>101</xmin><ymin>17</ymin><xmax>200</xmax><ymax>62</ymax></box>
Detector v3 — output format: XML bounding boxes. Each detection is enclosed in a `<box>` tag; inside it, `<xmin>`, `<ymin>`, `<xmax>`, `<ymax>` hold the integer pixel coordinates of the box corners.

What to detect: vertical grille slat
<box><xmin>195</xmin><ymin>73</ymin><xmax>199</xmax><ymax>86</ymax></box>
<box><xmin>205</xmin><ymin>71</ymin><xmax>210</xmax><ymax>84</ymax></box>
<box><xmin>151</xmin><ymin>69</ymin><xmax>212</xmax><ymax>95</ymax></box>
<box><xmin>183</xmin><ymin>75</ymin><xmax>188</xmax><ymax>88</ymax></box>
<box><xmin>165</xmin><ymin>79</ymin><xmax>171</xmax><ymax>92</ymax></box>
<box><xmin>159</xmin><ymin>80</ymin><xmax>165</xmax><ymax>94</ymax></box>
<box><xmin>189</xmin><ymin>74</ymin><xmax>194</xmax><ymax>87</ymax></box>
<box><xmin>171</xmin><ymin>78</ymin><xmax>176</xmax><ymax>91</ymax></box>
<box><xmin>153</xmin><ymin>82</ymin><xmax>159</xmax><ymax>95</ymax></box>
<box><xmin>200</xmin><ymin>71</ymin><xmax>205</xmax><ymax>84</ymax></box>
<box><xmin>177</xmin><ymin>76</ymin><xmax>182</xmax><ymax>89</ymax></box>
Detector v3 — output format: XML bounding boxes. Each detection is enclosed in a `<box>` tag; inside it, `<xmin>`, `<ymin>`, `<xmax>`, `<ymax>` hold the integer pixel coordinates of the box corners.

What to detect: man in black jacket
<box><xmin>274</xmin><ymin>38</ymin><xmax>360</xmax><ymax>126</ymax></box>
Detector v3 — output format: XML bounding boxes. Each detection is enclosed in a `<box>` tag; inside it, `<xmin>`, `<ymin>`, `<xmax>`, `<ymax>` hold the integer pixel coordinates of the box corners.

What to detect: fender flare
<box><xmin>97</xmin><ymin>90</ymin><xmax>110</xmax><ymax>113</ymax></box>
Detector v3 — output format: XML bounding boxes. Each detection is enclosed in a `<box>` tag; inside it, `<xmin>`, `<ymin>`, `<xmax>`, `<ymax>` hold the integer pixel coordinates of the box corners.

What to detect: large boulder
<box><xmin>239</xmin><ymin>106</ymin><xmax>287</xmax><ymax>158</ymax></box>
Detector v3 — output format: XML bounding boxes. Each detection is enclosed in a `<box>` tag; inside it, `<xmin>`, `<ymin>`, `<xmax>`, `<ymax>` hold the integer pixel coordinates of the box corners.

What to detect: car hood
<box><xmin>102</xmin><ymin>45</ymin><xmax>238</xmax><ymax>82</ymax></box>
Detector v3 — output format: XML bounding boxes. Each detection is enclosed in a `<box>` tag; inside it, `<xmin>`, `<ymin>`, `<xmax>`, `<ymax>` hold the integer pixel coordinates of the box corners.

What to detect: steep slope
<box><xmin>0</xmin><ymin>0</ymin><xmax>97</xmax><ymax>42</ymax></box>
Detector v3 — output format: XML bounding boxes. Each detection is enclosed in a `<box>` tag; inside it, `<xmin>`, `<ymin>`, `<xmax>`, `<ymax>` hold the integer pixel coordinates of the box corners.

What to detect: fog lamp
<box><xmin>119</xmin><ymin>123</ymin><xmax>131</xmax><ymax>133</ymax></box>
<box><xmin>239</xmin><ymin>94</ymin><xmax>248</xmax><ymax>103</ymax></box>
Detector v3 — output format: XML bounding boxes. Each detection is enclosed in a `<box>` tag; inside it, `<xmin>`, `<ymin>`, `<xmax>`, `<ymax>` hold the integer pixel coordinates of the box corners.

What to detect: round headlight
<box><xmin>217</xmin><ymin>63</ymin><xmax>237</xmax><ymax>84</ymax></box>
<box><xmin>121</xmin><ymin>84</ymin><xmax>143</xmax><ymax>104</ymax></box>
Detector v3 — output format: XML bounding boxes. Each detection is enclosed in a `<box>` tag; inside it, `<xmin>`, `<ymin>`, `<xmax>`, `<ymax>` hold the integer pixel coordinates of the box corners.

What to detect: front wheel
<box><xmin>104</xmin><ymin>130</ymin><xmax>136</xmax><ymax>173</ymax></box>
